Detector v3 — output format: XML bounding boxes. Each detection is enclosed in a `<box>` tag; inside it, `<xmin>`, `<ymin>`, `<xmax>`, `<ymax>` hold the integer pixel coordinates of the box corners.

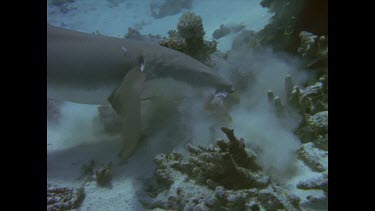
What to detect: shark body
<box><xmin>47</xmin><ymin>24</ymin><xmax>233</xmax><ymax>160</ymax></box>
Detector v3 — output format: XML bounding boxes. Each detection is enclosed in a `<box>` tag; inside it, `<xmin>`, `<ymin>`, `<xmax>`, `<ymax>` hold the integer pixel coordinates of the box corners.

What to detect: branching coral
<box><xmin>294</xmin><ymin>95</ymin><xmax>328</xmax><ymax>149</ymax></box>
<box><xmin>266</xmin><ymin>90</ymin><xmax>287</xmax><ymax>118</ymax></box>
<box><xmin>177</xmin><ymin>12</ymin><xmax>205</xmax><ymax>40</ymax></box>
<box><xmin>234</xmin><ymin>0</ymin><xmax>327</xmax><ymax>55</ymax></box>
<box><xmin>160</xmin><ymin>12</ymin><xmax>217</xmax><ymax>63</ymax></box>
<box><xmin>160</xmin><ymin>30</ymin><xmax>187</xmax><ymax>52</ymax></box>
<box><xmin>267</xmin><ymin>73</ymin><xmax>328</xmax><ymax>150</ymax></box>
<box><xmin>94</xmin><ymin>162</ymin><xmax>113</xmax><ymax>187</ymax></box>
<box><xmin>267</xmin><ymin>72</ymin><xmax>327</xmax><ymax>121</ymax></box>
<box><xmin>140</xmin><ymin>128</ymin><xmax>301</xmax><ymax>210</ymax></box>
<box><xmin>79</xmin><ymin>160</ymin><xmax>113</xmax><ymax>187</ymax></box>
<box><xmin>297</xmin><ymin>31</ymin><xmax>318</xmax><ymax>57</ymax></box>
<box><xmin>120</xmin><ymin>12</ymin><xmax>216</xmax><ymax>63</ymax></box>
<box><xmin>264</xmin><ymin>72</ymin><xmax>328</xmax><ymax>209</ymax></box>
<box><xmin>298</xmin><ymin>31</ymin><xmax>328</xmax><ymax>74</ymax></box>
<box><xmin>293</xmin><ymin>76</ymin><xmax>328</xmax><ymax>115</ymax></box>
<box><xmin>266</xmin><ymin>75</ymin><xmax>328</xmax><ymax>208</ymax></box>
<box><xmin>177</xmin><ymin>12</ymin><xmax>205</xmax><ymax>56</ymax></box>
<box><xmin>161</xmin><ymin>127</ymin><xmax>269</xmax><ymax>190</ymax></box>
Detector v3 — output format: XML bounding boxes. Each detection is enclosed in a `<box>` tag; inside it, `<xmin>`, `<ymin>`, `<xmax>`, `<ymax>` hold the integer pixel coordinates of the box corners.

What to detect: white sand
<box><xmin>47</xmin><ymin>0</ymin><xmax>272</xmax><ymax>52</ymax></box>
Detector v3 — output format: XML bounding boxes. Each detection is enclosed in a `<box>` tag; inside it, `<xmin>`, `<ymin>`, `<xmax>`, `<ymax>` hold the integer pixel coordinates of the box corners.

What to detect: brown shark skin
<box><xmin>47</xmin><ymin>24</ymin><xmax>233</xmax><ymax>161</ymax></box>
<box><xmin>47</xmin><ymin>24</ymin><xmax>232</xmax><ymax>105</ymax></box>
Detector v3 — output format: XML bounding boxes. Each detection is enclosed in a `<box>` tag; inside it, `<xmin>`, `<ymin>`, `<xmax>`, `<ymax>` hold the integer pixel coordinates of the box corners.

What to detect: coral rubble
<box><xmin>47</xmin><ymin>183</ymin><xmax>85</xmax><ymax>211</ymax></box>
<box><xmin>270</xmin><ymin>72</ymin><xmax>328</xmax><ymax>209</ymax></box>
<box><xmin>140</xmin><ymin>128</ymin><xmax>301</xmax><ymax>210</ymax></box>
<box><xmin>93</xmin><ymin>162</ymin><xmax>113</xmax><ymax>187</ymax></box>
<box><xmin>286</xmin><ymin>79</ymin><xmax>328</xmax><ymax>209</ymax></box>
<box><xmin>295</xmin><ymin>110</ymin><xmax>328</xmax><ymax>150</ymax></box>
<box><xmin>297</xmin><ymin>142</ymin><xmax>328</xmax><ymax>172</ymax></box>
<box><xmin>280</xmin><ymin>75</ymin><xmax>328</xmax><ymax>209</ymax></box>
<box><xmin>287</xmin><ymin>75</ymin><xmax>328</xmax><ymax>116</ymax></box>
<box><xmin>79</xmin><ymin>160</ymin><xmax>113</xmax><ymax>187</ymax></box>
<box><xmin>274</xmin><ymin>73</ymin><xmax>328</xmax><ymax>151</ymax></box>
<box><xmin>297</xmin><ymin>172</ymin><xmax>328</xmax><ymax>193</ymax></box>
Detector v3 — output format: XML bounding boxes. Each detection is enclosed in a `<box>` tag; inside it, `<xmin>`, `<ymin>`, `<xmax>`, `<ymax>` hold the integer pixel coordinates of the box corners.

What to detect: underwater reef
<box><xmin>121</xmin><ymin>12</ymin><xmax>217</xmax><ymax>64</ymax></box>
<box><xmin>136</xmin><ymin>1</ymin><xmax>328</xmax><ymax>208</ymax></box>
<box><xmin>140</xmin><ymin>128</ymin><xmax>301</xmax><ymax>211</ymax></box>
<box><xmin>230</xmin><ymin>0</ymin><xmax>328</xmax><ymax>78</ymax></box>
<box><xmin>160</xmin><ymin>12</ymin><xmax>218</xmax><ymax>64</ymax></box>
<box><xmin>257</xmin><ymin>1</ymin><xmax>329</xmax><ymax>190</ymax></box>
<box><xmin>47</xmin><ymin>161</ymin><xmax>114</xmax><ymax>210</ymax></box>
<box><xmin>267</xmin><ymin>57</ymin><xmax>328</xmax><ymax>208</ymax></box>
<box><xmin>269</xmin><ymin>71</ymin><xmax>328</xmax><ymax>209</ymax></box>
<box><xmin>277</xmin><ymin>72</ymin><xmax>328</xmax><ymax>152</ymax></box>
<box><xmin>79</xmin><ymin>160</ymin><xmax>114</xmax><ymax>187</ymax></box>
<box><xmin>47</xmin><ymin>0</ymin><xmax>328</xmax><ymax>209</ymax></box>
<box><xmin>47</xmin><ymin>183</ymin><xmax>85</xmax><ymax>211</ymax></box>
<box><xmin>269</xmin><ymin>72</ymin><xmax>328</xmax><ymax>119</ymax></box>
<box><xmin>95</xmin><ymin>1</ymin><xmax>328</xmax><ymax>208</ymax></box>
<box><xmin>258</xmin><ymin>0</ymin><xmax>328</xmax><ymax>54</ymax></box>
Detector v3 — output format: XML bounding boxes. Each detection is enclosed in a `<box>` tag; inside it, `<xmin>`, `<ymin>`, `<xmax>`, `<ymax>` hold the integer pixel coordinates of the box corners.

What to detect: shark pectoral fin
<box><xmin>108</xmin><ymin>66</ymin><xmax>146</xmax><ymax>161</ymax></box>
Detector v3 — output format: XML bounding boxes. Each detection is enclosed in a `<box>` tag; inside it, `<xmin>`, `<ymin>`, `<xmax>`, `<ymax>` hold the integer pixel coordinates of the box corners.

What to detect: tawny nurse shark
<box><xmin>47</xmin><ymin>24</ymin><xmax>233</xmax><ymax>160</ymax></box>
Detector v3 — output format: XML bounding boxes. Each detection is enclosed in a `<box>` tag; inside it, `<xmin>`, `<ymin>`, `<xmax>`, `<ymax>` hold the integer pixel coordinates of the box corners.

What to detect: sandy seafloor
<box><xmin>47</xmin><ymin>0</ymin><xmax>327</xmax><ymax>210</ymax></box>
